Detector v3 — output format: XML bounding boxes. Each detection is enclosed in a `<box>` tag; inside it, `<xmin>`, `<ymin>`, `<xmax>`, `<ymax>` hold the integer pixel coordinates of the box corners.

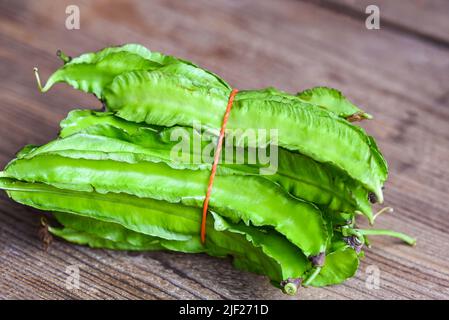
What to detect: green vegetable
<box><xmin>0</xmin><ymin>44</ymin><xmax>415</xmax><ymax>295</ymax></box>
<box><xmin>4</xmin><ymin>153</ymin><xmax>328</xmax><ymax>257</ymax></box>
<box><xmin>101</xmin><ymin>71</ymin><xmax>387</xmax><ymax>201</ymax></box>
<box><xmin>25</xmin><ymin>110</ymin><xmax>373</xmax><ymax>221</ymax></box>
<box><xmin>38</xmin><ymin>44</ymin><xmax>230</xmax><ymax>97</ymax></box>
<box><xmin>0</xmin><ymin>177</ymin><xmax>311</xmax><ymax>285</ymax></box>
<box><xmin>297</xmin><ymin>87</ymin><xmax>372</xmax><ymax>121</ymax></box>
<box><xmin>308</xmin><ymin>246</ymin><xmax>359</xmax><ymax>287</ymax></box>
<box><xmin>39</xmin><ymin>45</ymin><xmax>367</xmax><ymax>120</ymax></box>
<box><xmin>38</xmin><ymin>45</ymin><xmax>387</xmax><ymax>201</ymax></box>
<box><xmin>2</xmin><ymin>177</ymin><xmax>355</xmax><ymax>290</ymax></box>
<box><xmin>52</xmin><ymin>211</ymin><xmax>163</xmax><ymax>249</ymax></box>
<box><xmin>50</xmin><ymin>212</ymin><xmax>359</xmax><ymax>291</ymax></box>
<box><xmin>49</xmin><ymin>226</ymin><xmax>163</xmax><ymax>251</ymax></box>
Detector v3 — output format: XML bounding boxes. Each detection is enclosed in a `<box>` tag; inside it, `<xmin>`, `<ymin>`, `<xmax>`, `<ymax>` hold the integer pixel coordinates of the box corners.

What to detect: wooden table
<box><xmin>0</xmin><ymin>0</ymin><xmax>448</xmax><ymax>300</ymax></box>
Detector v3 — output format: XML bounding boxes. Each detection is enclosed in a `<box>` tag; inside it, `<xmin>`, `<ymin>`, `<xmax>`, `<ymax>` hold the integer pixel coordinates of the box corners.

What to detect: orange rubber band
<box><xmin>201</xmin><ymin>88</ymin><xmax>239</xmax><ymax>244</ymax></box>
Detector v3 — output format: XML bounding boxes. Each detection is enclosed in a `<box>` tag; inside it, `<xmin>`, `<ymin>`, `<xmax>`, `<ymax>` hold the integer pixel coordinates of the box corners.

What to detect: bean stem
<box><xmin>355</xmin><ymin>210</ymin><xmax>373</xmax><ymax>225</ymax></box>
<box><xmin>33</xmin><ymin>67</ymin><xmax>43</xmax><ymax>92</ymax></box>
<box><xmin>281</xmin><ymin>278</ymin><xmax>302</xmax><ymax>296</ymax></box>
<box><xmin>341</xmin><ymin>227</ymin><xmax>365</xmax><ymax>245</ymax></box>
<box><xmin>283</xmin><ymin>282</ymin><xmax>298</xmax><ymax>295</ymax></box>
<box><xmin>303</xmin><ymin>267</ymin><xmax>322</xmax><ymax>287</ymax></box>
<box><xmin>355</xmin><ymin>228</ymin><xmax>416</xmax><ymax>246</ymax></box>
<box><xmin>56</xmin><ymin>50</ymin><xmax>72</xmax><ymax>64</ymax></box>
<box><xmin>372</xmin><ymin>207</ymin><xmax>394</xmax><ymax>224</ymax></box>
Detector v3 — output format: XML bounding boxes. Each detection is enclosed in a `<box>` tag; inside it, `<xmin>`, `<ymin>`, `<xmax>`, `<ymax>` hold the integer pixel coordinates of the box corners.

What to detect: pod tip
<box><xmin>281</xmin><ymin>278</ymin><xmax>302</xmax><ymax>295</ymax></box>
<box><xmin>372</xmin><ymin>207</ymin><xmax>394</xmax><ymax>223</ymax></box>
<box><xmin>56</xmin><ymin>49</ymin><xmax>72</xmax><ymax>64</ymax></box>
<box><xmin>33</xmin><ymin>67</ymin><xmax>43</xmax><ymax>92</ymax></box>
<box><xmin>346</xmin><ymin>111</ymin><xmax>373</xmax><ymax>122</ymax></box>
<box><xmin>283</xmin><ymin>283</ymin><xmax>298</xmax><ymax>295</ymax></box>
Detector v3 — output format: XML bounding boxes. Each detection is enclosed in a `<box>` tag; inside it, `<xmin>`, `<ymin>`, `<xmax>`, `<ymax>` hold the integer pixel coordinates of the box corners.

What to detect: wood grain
<box><xmin>0</xmin><ymin>0</ymin><xmax>448</xmax><ymax>300</ymax></box>
<box><xmin>319</xmin><ymin>0</ymin><xmax>449</xmax><ymax>46</ymax></box>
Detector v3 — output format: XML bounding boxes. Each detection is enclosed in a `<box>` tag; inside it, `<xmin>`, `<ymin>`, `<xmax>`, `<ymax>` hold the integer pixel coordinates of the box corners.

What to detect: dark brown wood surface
<box><xmin>322</xmin><ymin>0</ymin><xmax>449</xmax><ymax>45</ymax></box>
<box><xmin>0</xmin><ymin>0</ymin><xmax>448</xmax><ymax>300</ymax></box>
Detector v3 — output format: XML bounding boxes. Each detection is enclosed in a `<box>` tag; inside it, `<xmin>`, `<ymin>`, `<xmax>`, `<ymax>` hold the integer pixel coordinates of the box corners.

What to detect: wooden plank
<box><xmin>0</xmin><ymin>0</ymin><xmax>448</xmax><ymax>299</ymax></box>
<box><xmin>317</xmin><ymin>0</ymin><xmax>449</xmax><ymax>46</ymax></box>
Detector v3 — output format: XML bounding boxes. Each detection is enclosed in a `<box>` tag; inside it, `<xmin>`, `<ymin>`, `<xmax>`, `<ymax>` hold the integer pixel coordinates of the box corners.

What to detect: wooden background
<box><xmin>0</xmin><ymin>0</ymin><xmax>448</xmax><ymax>300</ymax></box>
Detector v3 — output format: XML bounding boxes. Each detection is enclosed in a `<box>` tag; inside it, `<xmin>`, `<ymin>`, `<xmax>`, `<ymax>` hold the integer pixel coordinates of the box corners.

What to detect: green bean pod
<box><xmin>38</xmin><ymin>45</ymin><xmax>387</xmax><ymax>201</ymax></box>
<box><xmin>0</xmin><ymin>43</ymin><xmax>412</xmax><ymax>295</ymax></box>
<box><xmin>308</xmin><ymin>237</ymin><xmax>360</xmax><ymax>287</ymax></box>
<box><xmin>43</xmin><ymin>110</ymin><xmax>373</xmax><ymax>221</ymax></box>
<box><xmin>101</xmin><ymin>71</ymin><xmax>387</xmax><ymax>202</ymax></box>
<box><xmin>40</xmin><ymin>43</ymin><xmax>230</xmax><ymax>97</ymax></box>
<box><xmin>297</xmin><ymin>87</ymin><xmax>372</xmax><ymax>121</ymax></box>
<box><xmin>39</xmin><ymin>45</ymin><xmax>368</xmax><ymax>120</ymax></box>
<box><xmin>3</xmin><ymin>153</ymin><xmax>328</xmax><ymax>257</ymax></box>
<box><xmin>50</xmin><ymin>210</ymin><xmax>360</xmax><ymax>290</ymax></box>
<box><xmin>0</xmin><ymin>177</ymin><xmax>310</xmax><ymax>285</ymax></box>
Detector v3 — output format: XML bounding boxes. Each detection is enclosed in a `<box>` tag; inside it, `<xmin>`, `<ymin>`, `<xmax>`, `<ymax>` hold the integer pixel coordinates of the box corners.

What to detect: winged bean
<box><xmin>102</xmin><ymin>71</ymin><xmax>387</xmax><ymax>201</ymax></box>
<box><xmin>40</xmin><ymin>44</ymin><xmax>230</xmax><ymax>97</ymax></box>
<box><xmin>0</xmin><ymin>43</ymin><xmax>417</xmax><ymax>294</ymax></box>
<box><xmin>4</xmin><ymin>154</ymin><xmax>328</xmax><ymax>257</ymax></box>
<box><xmin>28</xmin><ymin>110</ymin><xmax>372</xmax><ymax>220</ymax></box>
<box><xmin>0</xmin><ymin>178</ymin><xmax>310</xmax><ymax>284</ymax></box>
<box><xmin>297</xmin><ymin>87</ymin><xmax>372</xmax><ymax>121</ymax></box>
<box><xmin>38</xmin><ymin>45</ymin><xmax>387</xmax><ymax>200</ymax></box>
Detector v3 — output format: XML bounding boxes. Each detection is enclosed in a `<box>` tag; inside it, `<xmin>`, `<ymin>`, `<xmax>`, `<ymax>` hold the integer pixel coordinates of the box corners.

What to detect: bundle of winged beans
<box><xmin>0</xmin><ymin>44</ymin><xmax>415</xmax><ymax>295</ymax></box>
